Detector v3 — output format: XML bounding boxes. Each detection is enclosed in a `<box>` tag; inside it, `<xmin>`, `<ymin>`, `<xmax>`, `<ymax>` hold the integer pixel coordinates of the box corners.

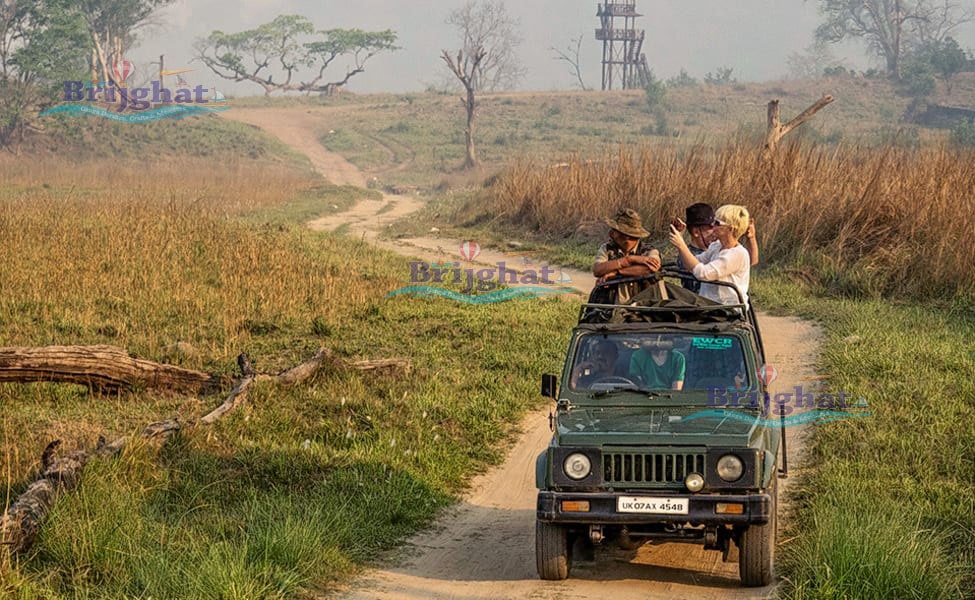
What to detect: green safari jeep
<box><xmin>535</xmin><ymin>273</ymin><xmax>782</xmax><ymax>587</ymax></box>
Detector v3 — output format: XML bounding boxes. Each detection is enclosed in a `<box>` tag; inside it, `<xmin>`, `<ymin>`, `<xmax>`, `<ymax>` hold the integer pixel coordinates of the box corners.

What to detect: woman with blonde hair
<box><xmin>669</xmin><ymin>204</ymin><xmax>751</xmax><ymax>306</ymax></box>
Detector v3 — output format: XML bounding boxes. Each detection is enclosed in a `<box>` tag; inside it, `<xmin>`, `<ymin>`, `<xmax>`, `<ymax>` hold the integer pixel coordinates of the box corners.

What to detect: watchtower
<box><xmin>595</xmin><ymin>1</ymin><xmax>651</xmax><ymax>90</ymax></box>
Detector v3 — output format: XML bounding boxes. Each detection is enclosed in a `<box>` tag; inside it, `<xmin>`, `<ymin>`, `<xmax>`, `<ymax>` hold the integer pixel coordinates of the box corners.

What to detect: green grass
<box><xmin>241</xmin><ymin>183</ymin><xmax>381</xmax><ymax>226</ymax></box>
<box><xmin>28</xmin><ymin>113</ymin><xmax>312</xmax><ymax>168</ymax></box>
<box><xmin>752</xmin><ymin>275</ymin><xmax>975</xmax><ymax>598</ymax></box>
<box><xmin>5</xmin><ymin>292</ymin><xmax>575</xmax><ymax>599</ymax></box>
<box><xmin>0</xmin><ymin>158</ymin><xmax>577</xmax><ymax>597</ymax></box>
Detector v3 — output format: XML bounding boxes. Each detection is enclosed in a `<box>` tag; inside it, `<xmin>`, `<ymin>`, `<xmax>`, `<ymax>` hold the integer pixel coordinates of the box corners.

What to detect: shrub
<box><xmin>704</xmin><ymin>66</ymin><xmax>735</xmax><ymax>85</ymax></box>
<box><xmin>950</xmin><ymin>121</ymin><xmax>975</xmax><ymax>147</ymax></box>
<box><xmin>643</xmin><ymin>70</ymin><xmax>667</xmax><ymax>112</ymax></box>
<box><xmin>666</xmin><ymin>68</ymin><xmax>697</xmax><ymax>88</ymax></box>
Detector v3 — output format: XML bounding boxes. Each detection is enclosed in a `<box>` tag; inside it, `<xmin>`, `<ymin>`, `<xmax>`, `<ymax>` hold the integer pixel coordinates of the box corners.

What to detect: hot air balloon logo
<box><xmin>113</xmin><ymin>60</ymin><xmax>135</xmax><ymax>87</ymax></box>
<box><xmin>756</xmin><ymin>364</ymin><xmax>778</xmax><ymax>386</ymax></box>
<box><xmin>459</xmin><ymin>241</ymin><xmax>480</xmax><ymax>262</ymax></box>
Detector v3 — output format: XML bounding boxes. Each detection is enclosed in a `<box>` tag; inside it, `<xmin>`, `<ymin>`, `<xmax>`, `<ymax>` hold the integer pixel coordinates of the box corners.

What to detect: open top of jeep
<box><xmin>535</xmin><ymin>270</ymin><xmax>781</xmax><ymax>587</ymax></box>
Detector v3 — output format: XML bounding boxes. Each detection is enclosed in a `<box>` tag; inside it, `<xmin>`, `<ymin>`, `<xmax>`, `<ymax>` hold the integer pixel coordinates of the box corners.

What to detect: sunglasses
<box><xmin>711</xmin><ymin>218</ymin><xmax>727</xmax><ymax>227</ymax></box>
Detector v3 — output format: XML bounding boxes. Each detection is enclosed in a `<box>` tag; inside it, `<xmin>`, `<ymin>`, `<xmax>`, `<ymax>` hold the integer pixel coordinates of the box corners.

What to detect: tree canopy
<box><xmin>195</xmin><ymin>15</ymin><xmax>399</xmax><ymax>96</ymax></box>
<box><xmin>1</xmin><ymin>0</ymin><xmax>89</xmax><ymax>145</ymax></box>
<box><xmin>814</xmin><ymin>0</ymin><xmax>974</xmax><ymax>79</ymax></box>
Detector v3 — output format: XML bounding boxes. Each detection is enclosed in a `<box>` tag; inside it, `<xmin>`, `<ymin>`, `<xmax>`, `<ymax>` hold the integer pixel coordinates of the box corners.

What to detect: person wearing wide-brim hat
<box><xmin>592</xmin><ymin>208</ymin><xmax>661</xmax><ymax>304</ymax></box>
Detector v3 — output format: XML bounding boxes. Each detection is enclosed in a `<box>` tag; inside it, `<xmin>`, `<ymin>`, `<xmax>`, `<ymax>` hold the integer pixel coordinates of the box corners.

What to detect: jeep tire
<box><xmin>738</xmin><ymin>477</ymin><xmax>776</xmax><ymax>586</ymax></box>
<box><xmin>536</xmin><ymin>520</ymin><xmax>570</xmax><ymax>580</ymax></box>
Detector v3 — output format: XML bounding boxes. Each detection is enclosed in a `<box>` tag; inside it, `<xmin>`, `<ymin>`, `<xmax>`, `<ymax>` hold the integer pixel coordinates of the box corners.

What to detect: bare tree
<box><xmin>552</xmin><ymin>35</ymin><xmax>589</xmax><ymax>90</ymax></box>
<box><xmin>441</xmin><ymin>47</ymin><xmax>486</xmax><ymax>169</ymax></box>
<box><xmin>814</xmin><ymin>0</ymin><xmax>974</xmax><ymax>79</ymax></box>
<box><xmin>73</xmin><ymin>0</ymin><xmax>175</xmax><ymax>89</ymax></box>
<box><xmin>445</xmin><ymin>0</ymin><xmax>524</xmax><ymax>92</ymax></box>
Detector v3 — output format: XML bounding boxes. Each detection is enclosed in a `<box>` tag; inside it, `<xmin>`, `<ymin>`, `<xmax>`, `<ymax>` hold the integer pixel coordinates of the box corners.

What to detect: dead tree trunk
<box><xmin>762</xmin><ymin>94</ymin><xmax>834</xmax><ymax>158</ymax></box>
<box><xmin>0</xmin><ymin>345</ymin><xmax>225</xmax><ymax>394</ymax></box>
<box><xmin>0</xmin><ymin>347</ymin><xmax>411</xmax><ymax>555</ymax></box>
<box><xmin>441</xmin><ymin>47</ymin><xmax>486</xmax><ymax>170</ymax></box>
<box><xmin>0</xmin><ymin>441</ymin><xmax>88</xmax><ymax>553</ymax></box>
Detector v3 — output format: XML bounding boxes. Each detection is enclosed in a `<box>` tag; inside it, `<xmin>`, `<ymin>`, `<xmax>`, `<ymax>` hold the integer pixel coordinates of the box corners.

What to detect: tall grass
<box><xmin>488</xmin><ymin>142</ymin><xmax>975</xmax><ymax>300</ymax></box>
<box><xmin>0</xmin><ymin>157</ymin><xmax>577</xmax><ymax>597</ymax></box>
<box><xmin>753</xmin><ymin>277</ymin><xmax>975</xmax><ymax>598</ymax></box>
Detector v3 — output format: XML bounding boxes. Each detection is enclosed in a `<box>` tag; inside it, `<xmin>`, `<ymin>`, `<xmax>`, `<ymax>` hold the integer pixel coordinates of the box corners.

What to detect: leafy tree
<box><xmin>1</xmin><ymin>0</ymin><xmax>88</xmax><ymax>146</ymax></box>
<box><xmin>916</xmin><ymin>36</ymin><xmax>968</xmax><ymax>92</ymax></box>
<box><xmin>445</xmin><ymin>0</ymin><xmax>524</xmax><ymax>92</ymax></box>
<box><xmin>899</xmin><ymin>57</ymin><xmax>937</xmax><ymax>97</ymax></box>
<box><xmin>195</xmin><ymin>15</ymin><xmax>398</xmax><ymax>96</ymax></box>
<box><xmin>813</xmin><ymin>0</ymin><xmax>974</xmax><ymax>80</ymax></box>
<box><xmin>67</xmin><ymin>0</ymin><xmax>175</xmax><ymax>88</ymax></box>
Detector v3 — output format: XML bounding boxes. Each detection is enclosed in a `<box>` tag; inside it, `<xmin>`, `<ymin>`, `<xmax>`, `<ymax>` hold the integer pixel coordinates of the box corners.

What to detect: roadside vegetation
<box><xmin>14</xmin><ymin>114</ymin><xmax>312</xmax><ymax>166</ymax></box>
<box><xmin>466</xmin><ymin>142</ymin><xmax>975</xmax><ymax>597</ymax></box>
<box><xmin>307</xmin><ymin>80</ymin><xmax>974</xmax><ymax>595</ymax></box>
<box><xmin>0</xmin><ymin>157</ymin><xmax>576</xmax><ymax>597</ymax></box>
<box><xmin>4</xmin><ymin>73</ymin><xmax>975</xmax><ymax>598</ymax></box>
<box><xmin>756</xmin><ymin>276</ymin><xmax>974</xmax><ymax>598</ymax></box>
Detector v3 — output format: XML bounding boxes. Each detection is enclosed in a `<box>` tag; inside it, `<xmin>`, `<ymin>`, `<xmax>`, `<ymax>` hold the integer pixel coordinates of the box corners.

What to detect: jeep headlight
<box><xmin>685</xmin><ymin>472</ymin><xmax>705</xmax><ymax>492</ymax></box>
<box><xmin>716</xmin><ymin>454</ymin><xmax>744</xmax><ymax>482</ymax></box>
<box><xmin>563</xmin><ymin>453</ymin><xmax>592</xmax><ymax>480</ymax></box>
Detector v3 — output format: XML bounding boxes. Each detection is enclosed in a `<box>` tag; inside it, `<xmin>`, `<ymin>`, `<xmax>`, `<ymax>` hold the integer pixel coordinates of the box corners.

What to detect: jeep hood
<box><xmin>556</xmin><ymin>407</ymin><xmax>759</xmax><ymax>446</ymax></box>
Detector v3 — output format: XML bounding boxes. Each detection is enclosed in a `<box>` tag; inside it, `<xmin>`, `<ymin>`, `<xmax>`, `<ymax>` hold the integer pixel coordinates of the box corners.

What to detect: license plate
<box><xmin>617</xmin><ymin>496</ymin><xmax>689</xmax><ymax>514</ymax></box>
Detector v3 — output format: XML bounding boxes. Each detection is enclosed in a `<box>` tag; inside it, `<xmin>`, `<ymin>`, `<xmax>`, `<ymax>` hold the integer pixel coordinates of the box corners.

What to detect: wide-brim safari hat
<box><xmin>605</xmin><ymin>208</ymin><xmax>650</xmax><ymax>239</ymax></box>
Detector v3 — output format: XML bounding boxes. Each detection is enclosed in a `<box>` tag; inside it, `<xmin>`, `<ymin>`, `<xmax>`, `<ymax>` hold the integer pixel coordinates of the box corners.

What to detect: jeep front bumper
<box><xmin>537</xmin><ymin>491</ymin><xmax>770</xmax><ymax>525</ymax></box>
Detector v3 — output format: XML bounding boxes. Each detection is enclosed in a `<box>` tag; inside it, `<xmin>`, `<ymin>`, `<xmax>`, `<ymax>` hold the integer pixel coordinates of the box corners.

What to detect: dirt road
<box><xmin>222</xmin><ymin>107</ymin><xmax>820</xmax><ymax>600</ymax></box>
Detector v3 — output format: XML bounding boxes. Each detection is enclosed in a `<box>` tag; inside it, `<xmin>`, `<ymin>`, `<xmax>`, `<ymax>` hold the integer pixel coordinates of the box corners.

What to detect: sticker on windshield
<box><xmin>691</xmin><ymin>337</ymin><xmax>733</xmax><ymax>350</ymax></box>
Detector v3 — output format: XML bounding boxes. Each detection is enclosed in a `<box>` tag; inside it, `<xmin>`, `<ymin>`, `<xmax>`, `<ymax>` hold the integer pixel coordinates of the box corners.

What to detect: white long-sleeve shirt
<box><xmin>692</xmin><ymin>242</ymin><xmax>750</xmax><ymax>306</ymax></box>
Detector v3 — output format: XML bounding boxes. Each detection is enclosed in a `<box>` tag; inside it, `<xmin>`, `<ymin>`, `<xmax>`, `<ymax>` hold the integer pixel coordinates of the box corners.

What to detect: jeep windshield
<box><xmin>568</xmin><ymin>332</ymin><xmax>749</xmax><ymax>394</ymax></box>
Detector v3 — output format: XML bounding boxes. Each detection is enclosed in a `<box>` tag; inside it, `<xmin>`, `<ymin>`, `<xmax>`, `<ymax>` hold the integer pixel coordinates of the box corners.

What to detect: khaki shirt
<box><xmin>594</xmin><ymin>241</ymin><xmax>661</xmax><ymax>304</ymax></box>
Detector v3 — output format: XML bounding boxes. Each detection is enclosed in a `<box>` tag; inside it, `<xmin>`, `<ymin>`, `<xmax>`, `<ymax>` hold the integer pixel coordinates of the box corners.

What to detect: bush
<box><xmin>704</xmin><ymin>66</ymin><xmax>735</xmax><ymax>85</ymax></box>
<box><xmin>643</xmin><ymin>70</ymin><xmax>667</xmax><ymax>112</ymax></box>
<box><xmin>950</xmin><ymin>121</ymin><xmax>975</xmax><ymax>147</ymax></box>
<box><xmin>666</xmin><ymin>68</ymin><xmax>697</xmax><ymax>88</ymax></box>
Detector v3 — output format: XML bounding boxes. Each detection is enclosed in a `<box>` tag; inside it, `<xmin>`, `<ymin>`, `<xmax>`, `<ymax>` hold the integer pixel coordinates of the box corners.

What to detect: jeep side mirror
<box><xmin>541</xmin><ymin>373</ymin><xmax>558</xmax><ymax>400</ymax></box>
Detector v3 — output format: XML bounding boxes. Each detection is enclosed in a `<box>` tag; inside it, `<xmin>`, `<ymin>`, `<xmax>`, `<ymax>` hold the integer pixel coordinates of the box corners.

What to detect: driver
<box><xmin>629</xmin><ymin>336</ymin><xmax>685</xmax><ymax>390</ymax></box>
<box><xmin>570</xmin><ymin>340</ymin><xmax>619</xmax><ymax>389</ymax></box>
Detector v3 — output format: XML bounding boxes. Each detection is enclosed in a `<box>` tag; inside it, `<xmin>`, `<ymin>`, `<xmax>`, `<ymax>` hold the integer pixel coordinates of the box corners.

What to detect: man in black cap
<box><xmin>674</xmin><ymin>203</ymin><xmax>717</xmax><ymax>293</ymax></box>
<box><xmin>592</xmin><ymin>208</ymin><xmax>661</xmax><ymax>304</ymax></box>
<box><xmin>674</xmin><ymin>202</ymin><xmax>759</xmax><ymax>292</ymax></box>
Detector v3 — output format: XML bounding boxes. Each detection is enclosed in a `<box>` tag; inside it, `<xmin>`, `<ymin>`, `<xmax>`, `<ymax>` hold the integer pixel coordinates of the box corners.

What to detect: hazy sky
<box><xmin>130</xmin><ymin>0</ymin><xmax>975</xmax><ymax>95</ymax></box>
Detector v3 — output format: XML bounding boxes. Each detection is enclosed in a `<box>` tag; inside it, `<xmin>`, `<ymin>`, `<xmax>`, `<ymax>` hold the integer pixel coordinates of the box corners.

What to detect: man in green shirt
<box><xmin>629</xmin><ymin>339</ymin><xmax>686</xmax><ymax>391</ymax></box>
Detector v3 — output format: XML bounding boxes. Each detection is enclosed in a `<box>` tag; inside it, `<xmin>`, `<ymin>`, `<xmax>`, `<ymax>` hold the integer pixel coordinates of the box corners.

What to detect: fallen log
<box><xmin>0</xmin><ymin>345</ymin><xmax>225</xmax><ymax>394</ymax></box>
<box><xmin>1</xmin><ymin>347</ymin><xmax>411</xmax><ymax>555</ymax></box>
<box><xmin>0</xmin><ymin>441</ymin><xmax>88</xmax><ymax>553</ymax></box>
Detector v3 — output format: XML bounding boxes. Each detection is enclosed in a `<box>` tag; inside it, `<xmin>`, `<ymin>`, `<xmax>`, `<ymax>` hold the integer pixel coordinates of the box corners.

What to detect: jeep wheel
<box><xmin>739</xmin><ymin>477</ymin><xmax>777</xmax><ymax>587</ymax></box>
<box><xmin>536</xmin><ymin>520</ymin><xmax>570</xmax><ymax>580</ymax></box>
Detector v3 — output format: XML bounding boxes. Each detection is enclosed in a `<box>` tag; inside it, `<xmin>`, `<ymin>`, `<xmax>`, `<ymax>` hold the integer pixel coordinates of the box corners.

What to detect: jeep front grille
<box><xmin>602</xmin><ymin>452</ymin><xmax>705</xmax><ymax>485</ymax></box>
